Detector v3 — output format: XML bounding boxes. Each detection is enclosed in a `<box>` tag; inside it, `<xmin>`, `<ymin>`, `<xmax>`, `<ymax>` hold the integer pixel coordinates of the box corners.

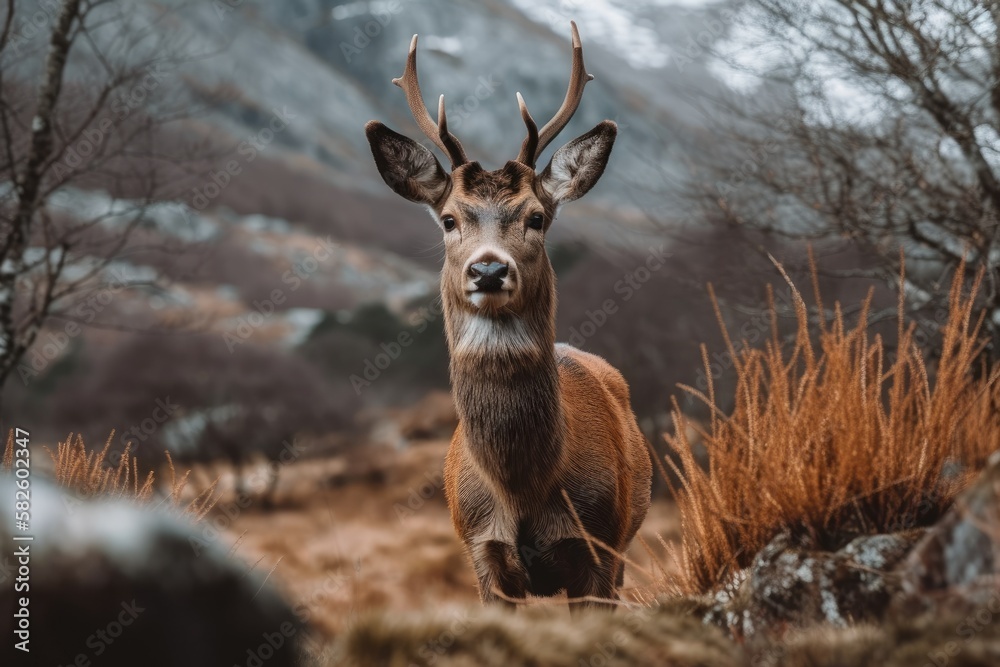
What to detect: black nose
<box><xmin>469</xmin><ymin>261</ymin><xmax>509</xmax><ymax>292</ymax></box>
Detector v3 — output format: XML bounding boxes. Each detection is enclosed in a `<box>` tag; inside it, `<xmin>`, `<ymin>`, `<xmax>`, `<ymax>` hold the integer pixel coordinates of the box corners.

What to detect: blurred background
<box><xmin>1</xmin><ymin>0</ymin><xmax>998</xmax><ymax>658</ymax></box>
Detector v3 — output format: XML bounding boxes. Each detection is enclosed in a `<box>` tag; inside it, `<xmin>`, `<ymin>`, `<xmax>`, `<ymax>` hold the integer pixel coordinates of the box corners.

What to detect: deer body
<box><xmin>366</xmin><ymin>23</ymin><xmax>651</xmax><ymax>608</ymax></box>
<box><xmin>445</xmin><ymin>338</ymin><xmax>651</xmax><ymax>606</ymax></box>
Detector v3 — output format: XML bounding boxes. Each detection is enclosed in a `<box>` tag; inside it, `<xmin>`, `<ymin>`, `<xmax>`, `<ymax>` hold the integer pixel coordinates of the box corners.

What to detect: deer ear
<box><xmin>538</xmin><ymin>120</ymin><xmax>616</xmax><ymax>205</ymax></box>
<box><xmin>365</xmin><ymin>121</ymin><xmax>449</xmax><ymax>205</ymax></box>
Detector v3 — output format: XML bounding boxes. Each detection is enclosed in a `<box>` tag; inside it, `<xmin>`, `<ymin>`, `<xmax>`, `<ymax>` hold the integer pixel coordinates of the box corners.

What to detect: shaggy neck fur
<box><xmin>443</xmin><ymin>282</ymin><xmax>564</xmax><ymax>499</ymax></box>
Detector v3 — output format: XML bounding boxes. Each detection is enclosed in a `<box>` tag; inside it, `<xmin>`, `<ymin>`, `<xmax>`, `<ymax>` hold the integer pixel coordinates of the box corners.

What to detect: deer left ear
<box><xmin>365</xmin><ymin>120</ymin><xmax>450</xmax><ymax>205</ymax></box>
<box><xmin>537</xmin><ymin>120</ymin><xmax>616</xmax><ymax>204</ymax></box>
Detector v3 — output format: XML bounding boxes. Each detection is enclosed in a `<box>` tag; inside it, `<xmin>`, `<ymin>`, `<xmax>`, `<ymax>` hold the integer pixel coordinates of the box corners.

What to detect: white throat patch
<box><xmin>453</xmin><ymin>314</ymin><xmax>536</xmax><ymax>357</ymax></box>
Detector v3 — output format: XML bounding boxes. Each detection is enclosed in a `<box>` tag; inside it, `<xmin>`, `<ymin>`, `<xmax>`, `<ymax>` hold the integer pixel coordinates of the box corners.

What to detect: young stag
<box><xmin>365</xmin><ymin>22</ymin><xmax>651</xmax><ymax>610</ymax></box>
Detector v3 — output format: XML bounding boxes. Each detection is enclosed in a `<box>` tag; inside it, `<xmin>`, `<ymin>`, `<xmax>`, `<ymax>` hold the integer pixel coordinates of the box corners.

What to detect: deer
<box><xmin>364</xmin><ymin>22</ymin><xmax>652</xmax><ymax>611</ymax></box>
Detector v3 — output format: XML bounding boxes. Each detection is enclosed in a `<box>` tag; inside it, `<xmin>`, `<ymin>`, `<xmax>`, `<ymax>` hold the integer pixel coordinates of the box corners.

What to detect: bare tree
<box><xmin>686</xmin><ymin>0</ymin><xmax>1000</xmax><ymax>357</ymax></box>
<box><xmin>51</xmin><ymin>332</ymin><xmax>359</xmax><ymax>502</ymax></box>
<box><xmin>0</xmin><ymin>0</ymin><xmax>202</xmax><ymax>418</ymax></box>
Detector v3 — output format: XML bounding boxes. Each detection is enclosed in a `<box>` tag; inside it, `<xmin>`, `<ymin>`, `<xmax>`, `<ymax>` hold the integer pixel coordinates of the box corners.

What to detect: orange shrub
<box><xmin>666</xmin><ymin>259</ymin><xmax>1000</xmax><ymax>593</ymax></box>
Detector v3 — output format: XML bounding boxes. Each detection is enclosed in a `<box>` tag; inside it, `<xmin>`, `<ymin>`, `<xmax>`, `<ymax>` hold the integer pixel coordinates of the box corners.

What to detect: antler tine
<box><xmin>436</xmin><ymin>94</ymin><xmax>467</xmax><ymax>168</ymax></box>
<box><xmin>515</xmin><ymin>92</ymin><xmax>539</xmax><ymax>167</ymax></box>
<box><xmin>531</xmin><ymin>21</ymin><xmax>595</xmax><ymax>164</ymax></box>
<box><xmin>392</xmin><ymin>34</ymin><xmax>468</xmax><ymax>168</ymax></box>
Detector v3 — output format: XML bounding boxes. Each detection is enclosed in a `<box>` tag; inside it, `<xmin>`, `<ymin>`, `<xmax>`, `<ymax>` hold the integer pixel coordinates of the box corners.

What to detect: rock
<box><xmin>695</xmin><ymin>451</ymin><xmax>1000</xmax><ymax>646</ymax></box>
<box><xmin>704</xmin><ymin>529</ymin><xmax>924</xmax><ymax>640</ymax></box>
<box><xmin>895</xmin><ymin>450</ymin><xmax>1000</xmax><ymax>611</ymax></box>
<box><xmin>0</xmin><ymin>476</ymin><xmax>305</xmax><ymax>666</ymax></box>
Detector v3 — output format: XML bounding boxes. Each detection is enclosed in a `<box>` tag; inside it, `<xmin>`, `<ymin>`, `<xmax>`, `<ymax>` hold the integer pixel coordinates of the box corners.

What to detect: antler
<box><xmin>392</xmin><ymin>35</ymin><xmax>468</xmax><ymax>169</ymax></box>
<box><xmin>515</xmin><ymin>21</ymin><xmax>595</xmax><ymax>168</ymax></box>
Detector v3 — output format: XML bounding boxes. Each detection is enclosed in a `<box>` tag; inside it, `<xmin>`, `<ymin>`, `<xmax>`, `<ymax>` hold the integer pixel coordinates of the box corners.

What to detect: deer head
<box><xmin>365</xmin><ymin>22</ymin><xmax>615</xmax><ymax>325</ymax></box>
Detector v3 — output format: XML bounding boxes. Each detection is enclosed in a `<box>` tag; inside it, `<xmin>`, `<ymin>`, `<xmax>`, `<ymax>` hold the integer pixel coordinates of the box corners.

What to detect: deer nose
<box><xmin>468</xmin><ymin>261</ymin><xmax>508</xmax><ymax>292</ymax></box>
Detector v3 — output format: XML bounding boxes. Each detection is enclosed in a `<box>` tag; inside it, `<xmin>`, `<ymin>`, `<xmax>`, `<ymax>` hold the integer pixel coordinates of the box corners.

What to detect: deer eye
<box><xmin>442</xmin><ymin>215</ymin><xmax>457</xmax><ymax>231</ymax></box>
<box><xmin>527</xmin><ymin>213</ymin><xmax>545</xmax><ymax>230</ymax></box>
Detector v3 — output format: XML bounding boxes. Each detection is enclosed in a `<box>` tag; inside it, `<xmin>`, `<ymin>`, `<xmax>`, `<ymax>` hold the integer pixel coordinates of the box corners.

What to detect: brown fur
<box><xmin>435</xmin><ymin>163</ymin><xmax>650</xmax><ymax>609</ymax></box>
<box><xmin>444</xmin><ymin>340</ymin><xmax>652</xmax><ymax>609</ymax></box>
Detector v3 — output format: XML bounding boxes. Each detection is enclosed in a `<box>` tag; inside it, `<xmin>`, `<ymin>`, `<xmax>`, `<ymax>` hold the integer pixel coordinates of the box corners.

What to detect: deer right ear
<box><xmin>365</xmin><ymin>121</ymin><xmax>450</xmax><ymax>205</ymax></box>
<box><xmin>537</xmin><ymin>120</ymin><xmax>616</xmax><ymax>205</ymax></box>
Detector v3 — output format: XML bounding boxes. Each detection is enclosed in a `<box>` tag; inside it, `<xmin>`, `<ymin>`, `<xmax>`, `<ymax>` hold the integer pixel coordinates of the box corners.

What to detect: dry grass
<box><xmin>312</xmin><ymin>598</ymin><xmax>1000</xmax><ymax>667</ymax></box>
<box><xmin>2</xmin><ymin>430</ymin><xmax>218</xmax><ymax>518</ymax></box>
<box><xmin>322</xmin><ymin>597</ymin><xmax>741</xmax><ymax>667</ymax></box>
<box><xmin>666</xmin><ymin>258</ymin><xmax>1000</xmax><ymax>593</ymax></box>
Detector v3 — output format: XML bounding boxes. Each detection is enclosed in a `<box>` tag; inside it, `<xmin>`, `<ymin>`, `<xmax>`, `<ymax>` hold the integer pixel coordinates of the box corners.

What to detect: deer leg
<box><xmin>471</xmin><ymin>540</ymin><xmax>530</xmax><ymax>608</ymax></box>
<box><xmin>551</xmin><ymin>538</ymin><xmax>619</xmax><ymax>614</ymax></box>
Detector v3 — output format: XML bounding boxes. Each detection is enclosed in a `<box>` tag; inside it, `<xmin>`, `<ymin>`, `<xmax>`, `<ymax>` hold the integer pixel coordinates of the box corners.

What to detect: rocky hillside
<box><xmin>165</xmin><ymin>0</ymin><xmax>728</xmax><ymax>207</ymax></box>
<box><xmin>5</xmin><ymin>0</ymin><xmax>754</xmax><ymax>452</ymax></box>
